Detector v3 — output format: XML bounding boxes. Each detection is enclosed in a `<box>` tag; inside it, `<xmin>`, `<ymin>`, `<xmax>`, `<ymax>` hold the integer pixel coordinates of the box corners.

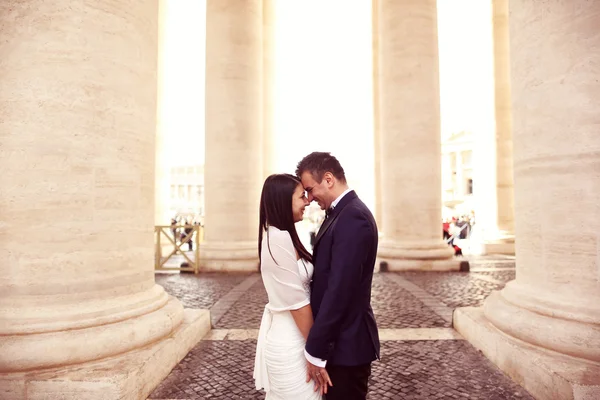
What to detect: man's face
<box><xmin>300</xmin><ymin>171</ymin><xmax>332</xmax><ymax>210</ymax></box>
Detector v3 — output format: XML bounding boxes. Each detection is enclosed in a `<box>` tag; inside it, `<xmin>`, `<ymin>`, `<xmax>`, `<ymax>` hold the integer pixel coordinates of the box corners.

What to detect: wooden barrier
<box><xmin>154</xmin><ymin>225</ymin><xmax>202</xmax><ymax>273</ymax></box>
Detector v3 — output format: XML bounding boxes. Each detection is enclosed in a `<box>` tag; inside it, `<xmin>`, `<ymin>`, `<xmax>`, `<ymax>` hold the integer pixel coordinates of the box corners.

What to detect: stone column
<box><xmin>202</xmin><ymin>0</ymin><xmax>263</xmax><ymax>271</ymax></box>
<box><xmin>377</xmin><ymin>0</ymin><xmax>460</xmax><ymax>271</ymax></box>
<box><xmin>481</xmin><ymin>0</ymin><xmax>515</xmax><ymax>255</ymax></box>
<box><xmin>455</xmin><ymin>1</ymin><xmax>600</xmax><ymax>398</ymax></box>
<box><xmin>154</xmin><ymin>0</ymin><xmax>171</xmax><ymax>227</ymax></box>
<box><xmin>0</xmin><ymin>1</ymin><xmax>209</xmax><ymax>398</ymax></box>
<box><xmin>372</xmin><ymin>0</ymin><xmax>383</xmax><ymax>229</ymax></box>
<box><xmin>262</xmin><ymin>0</ymin><xmax>276</xmax><ymax>179</ymax></box>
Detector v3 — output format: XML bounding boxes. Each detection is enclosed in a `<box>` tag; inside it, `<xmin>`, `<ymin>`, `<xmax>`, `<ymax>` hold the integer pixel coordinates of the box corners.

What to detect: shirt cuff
<box><xmin>304</xmin><ymin>349</ymin><xmax>327</xmax><ymax>367</ymax></box>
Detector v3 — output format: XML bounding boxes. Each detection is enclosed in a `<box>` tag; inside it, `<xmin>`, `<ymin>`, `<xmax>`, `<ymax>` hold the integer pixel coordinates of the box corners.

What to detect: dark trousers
<box><xmin>325</xmin><ymin>363</ymin><xmax>371</xmax><ymax>400</ymax></box>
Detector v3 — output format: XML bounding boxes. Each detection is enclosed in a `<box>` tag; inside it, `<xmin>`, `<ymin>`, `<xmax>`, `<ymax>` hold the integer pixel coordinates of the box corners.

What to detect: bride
<box><xmin>254</xmin><ymin>174</ymin><xmax>332</xmax><ymax>398</ymax></box>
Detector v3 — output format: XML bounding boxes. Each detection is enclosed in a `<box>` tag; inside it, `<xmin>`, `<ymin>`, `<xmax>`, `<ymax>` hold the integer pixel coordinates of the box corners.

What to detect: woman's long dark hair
<box><xmin>258</xmin><ymin>174</ymin><xmax>313</xmax><ymax>269</ymax></box>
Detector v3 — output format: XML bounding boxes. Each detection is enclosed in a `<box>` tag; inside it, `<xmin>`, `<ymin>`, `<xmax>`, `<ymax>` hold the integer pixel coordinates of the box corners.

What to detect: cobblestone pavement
<box><xmin>472</xmin><ymin>269</ymin><xmax>516</xmax><ymax>283</ymax></box>
<box><xmin>156</xmin><ymin>272</ymin><xmax>250</xmax><ymax>309</ymax></box>
<box><xmin>372</xmin><ymin>274</ymin><xmax>450</xmax><ymax>329</ymax></box>
<box><xmin>369</xmin><ymin>341</ymin><xmax>532</xmax><ymax>399</ymax></box>
<box><xmin>151</xmin><ymin>258</ymin><xmax>532</xmax><ymax>399</ymax></box>
<box><xmin>468</xmin><ymin>260</ymin><xmax>516</xmax><ymax>269</ymax></box>
<box><xmin>397</xmin><ymin>271</ymin><xmax>506</xmax><ymax>308</ymax></box>
<box><xmin>150</xmin><ymin>340</ymin><xmax>532</xmax><ymax>400</ymax></box>
<box><xmin>215</xmin><ymin>279</ymin><xmax>268</xmax><ymax>329</ymax></box>
<box><xmin>150</xmin><ymin>340</ymin><xmax>263</xmax><ymax>400</ymax></box>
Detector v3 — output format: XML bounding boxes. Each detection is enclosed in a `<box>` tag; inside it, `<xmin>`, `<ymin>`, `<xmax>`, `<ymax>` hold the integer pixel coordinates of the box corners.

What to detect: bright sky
<box><xmin>438</xmin><ymin>0</ymin><xmax>495</xmax><ymax>139</ymax></box>
<box><xmin>158</xmin><ymin>0</ymin><xmax>495</xmax><ymax>213</ymax></box>
<box><xmin>272</xmin><ymin>0</ymin><xmax>375</xmax><ymax>210</ymax></box>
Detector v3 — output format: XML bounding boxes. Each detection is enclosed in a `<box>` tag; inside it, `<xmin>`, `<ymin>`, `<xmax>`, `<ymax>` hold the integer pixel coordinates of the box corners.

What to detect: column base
<box><xmin>377</xmin><ymin>240</ymin><xmax>467</xmax><ymax>271</ymax></box>
<box><xmin>454</xmin><ymin>307</ymin><xmax>600</xmax><ymax>400</ymax></box>
<box><xmin>200</xmin><ymin>241</ymin><xmax>259</xmax><ymax>272</ymax></box>
<box><xmin>0</xmin><ymin>309</ymin><xmax>211</xmax><ymax>400</ymax></box>
<box><xmin>482</xmin><ymin>235</ymin><xmax>515</xmax><ymax>255</ymax></box>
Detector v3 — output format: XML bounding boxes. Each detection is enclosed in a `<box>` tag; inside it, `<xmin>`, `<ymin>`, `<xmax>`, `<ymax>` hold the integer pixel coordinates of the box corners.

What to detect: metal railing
<box><xmin>154</xmin><ymin>225</ymin><xmax>202</xmax><ymax>273</ymax></box>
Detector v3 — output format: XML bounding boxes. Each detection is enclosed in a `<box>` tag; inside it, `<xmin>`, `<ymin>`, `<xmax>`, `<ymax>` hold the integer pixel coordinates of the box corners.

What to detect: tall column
<box><xmin>262</xmin><ymin>0</ymin><xmax>276</xmax><ymax>179</ymax></box>
<box><xmin>372</xmin><ymin>0</ymin><xmax>383</xmax><ymax>229</ymax></box>
<box><xmin>377</xmin><ymin>0</ymin><xmax>460</xmax><ymax>271</ymax></box>
<box><xmin>154</xmin><ymin>0</ymin><xmax>171</xmax><ymax>227</ymax></box>
<box><xmin>202</xmin><ymin>0</ymin><xmax>263</xmax><ymax>271</ymax></box>
<box><xmin>0</xmin><ymin>1</ymin><xmax>208</xmax><ymax>398</ymax></box>
<box><xmin>481</xmin><ymin>0</ymin><xmax>515</xmax><ymax>255</ymax></box>
<box><xmin>455</xmin><ymin>1</ymin><xmax>600</xmax><ymax>398</ymax></box>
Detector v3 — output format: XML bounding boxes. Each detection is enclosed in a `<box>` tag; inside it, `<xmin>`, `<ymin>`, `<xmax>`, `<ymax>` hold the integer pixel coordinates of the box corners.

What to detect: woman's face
<box><xmin>292</xmin><ymin>184</ymin><xmax>309</xmax><ymax>223</ymax></box>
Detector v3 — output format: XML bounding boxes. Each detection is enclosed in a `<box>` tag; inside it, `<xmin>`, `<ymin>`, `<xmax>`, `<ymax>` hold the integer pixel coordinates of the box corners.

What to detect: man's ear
<box><xmin>323</xmin><ymin>172</ymin><xmax>334</xmax><ymax>187</ymax></box>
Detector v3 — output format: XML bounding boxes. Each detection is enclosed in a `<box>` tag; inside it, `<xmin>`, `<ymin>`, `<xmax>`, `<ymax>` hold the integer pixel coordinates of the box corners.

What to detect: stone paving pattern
<box><xmin>472</xmin><ymin>269</ymin><xmax>516</xmax><ymax>283</ymax></box>
<box><xmin>468</xmin><ymin>260</ymin><xmax>516</xmax><ymax>269</ymax></box>
<box><xmin>369</xmin><ymin>340</ymin><xmax>532</xmax><ymax>399</ymax></box>
<box><xmin>156</xmin><ymin>272</ymin><xmax>250</xmax><ymax>309</ymax></box>
<box><xmin>372</xmin><ymin>274</ymin><xmax>450</xmax><ymax>329</ymax></box>
<box><xmin>150</xmin><ymin>340</ymin><xmax>264</xmax><ymax>399</ymax></box>
<box><xmin>398</xmin><ymin>272</ymin><xmax>506</xmax><ymax>308</ymax></box>
<box><xmin>214</xmin><ymin>279</ymin><xmax>269</xmax><ymax>329</ymax></box>
<box><xmin>151</xmin><ymin>257</ymin><xmax>527</xmax><ymax>399</ymax></box>
<box><xmin>150</xmin><ymin>340</ymin><xmax>532</xmax><ymax>400</ymax></box>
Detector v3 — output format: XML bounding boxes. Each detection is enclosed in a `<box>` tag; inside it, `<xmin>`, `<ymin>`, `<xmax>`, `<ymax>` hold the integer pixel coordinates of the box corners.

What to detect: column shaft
<box><xmin>455</xmin><ymin>2</ymin><xmax>600</xmax><ymax>398</ymax></box>
<box><xmin>377</xmin><ymin>0</ymin><xmax>457</xmax><ymax>271</ymax></box>
<box><xmin>0</xmin><ymin>0</ymin><xmax>188</xmax><ymax>377</ymax></box>
<box><xmin>154</xmin><ymin>0</ymin><xmax>171</xmax><ymax>226</ymax></box>
<box><xmin>262</xmin><ymin>0</ymin><xmax>275</xmax><ymax>179</ymax></box>
<box><xmin>481</xmin><ymin>0</ymin><xmax>515</xmax><ymax>254</ymax></box>
<box><xmin>202</xmin><ymin>0</ymin><xmax>263</xmax><ymax>271</ymax></box>
<box><xmin>372</xmin><ymin>0</ymin><xmax>383</xmax><ymax>229</ymax></box>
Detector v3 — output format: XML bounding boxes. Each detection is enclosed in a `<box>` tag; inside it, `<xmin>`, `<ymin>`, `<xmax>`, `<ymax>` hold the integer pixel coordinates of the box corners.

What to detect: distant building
<box><xmin>441</xmin><ymin>131</ymin><xmax>474</xmax><ymax>217</ymax></box>
<box><xmin>169</xmin><ymin>164</ymin><xmax>205</xmax><ymax>222</ymax></box>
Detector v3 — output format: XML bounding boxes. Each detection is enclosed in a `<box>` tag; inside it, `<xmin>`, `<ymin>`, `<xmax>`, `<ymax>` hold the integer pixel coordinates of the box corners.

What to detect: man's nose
<box><xmin>307</xmin><ymin>193</ymin><xmax>314</xmax><ymax>202</ymax></box>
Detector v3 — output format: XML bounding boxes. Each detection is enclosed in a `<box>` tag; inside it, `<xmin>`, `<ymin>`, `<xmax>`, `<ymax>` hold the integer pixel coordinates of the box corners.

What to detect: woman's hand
<box><xmin>306</xmin><ymin>361</ymin><xmax>333</xmax><ymax>395</ymax></box>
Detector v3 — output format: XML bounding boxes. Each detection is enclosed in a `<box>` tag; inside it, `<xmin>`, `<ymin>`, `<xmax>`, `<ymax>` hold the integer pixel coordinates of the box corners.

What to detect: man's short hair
<box><xmin>295</xmin><ymin>152</ymin><xmax>346</xmax><ymax>183</ymax></box>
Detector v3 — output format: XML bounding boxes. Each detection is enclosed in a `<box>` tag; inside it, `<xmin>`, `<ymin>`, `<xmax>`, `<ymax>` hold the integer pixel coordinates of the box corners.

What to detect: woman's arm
<box><xmin>290</xmin><ymin>304</ymin><xmax>314</xmax><ymax>341</ymax></box>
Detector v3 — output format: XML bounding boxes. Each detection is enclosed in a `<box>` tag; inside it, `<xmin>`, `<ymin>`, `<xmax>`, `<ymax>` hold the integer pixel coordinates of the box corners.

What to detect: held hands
<box><xmin>306</xmin><ymin>360</ymin><xmax>333</xmax><ymax>395</ymax></box>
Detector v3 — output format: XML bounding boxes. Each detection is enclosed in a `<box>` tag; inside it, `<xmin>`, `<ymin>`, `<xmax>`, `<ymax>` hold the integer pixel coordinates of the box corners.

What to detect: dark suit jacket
<box><xmin>306</xmin><ymin>190</ymin><xmax>380</xmax><ymax>366</ymax></box>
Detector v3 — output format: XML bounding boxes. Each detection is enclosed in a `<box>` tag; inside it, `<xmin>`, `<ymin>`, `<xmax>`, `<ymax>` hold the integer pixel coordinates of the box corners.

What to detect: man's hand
<box><xmin>306</xmin><ymin>360</ymin><xmax>333</xmax><ymax>395</ymax></box>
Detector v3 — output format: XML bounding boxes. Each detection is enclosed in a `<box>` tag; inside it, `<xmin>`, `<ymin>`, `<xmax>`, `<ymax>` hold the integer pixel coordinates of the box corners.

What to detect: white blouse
<box><xmin>259</xmin><ymin>226</ymin><xmax>312</xmax><ymax>311</ymax></box>
<box><xmin>254</xmin><ymin>226</ymin><xmax>314</xmax><ymax>391</ymax></box>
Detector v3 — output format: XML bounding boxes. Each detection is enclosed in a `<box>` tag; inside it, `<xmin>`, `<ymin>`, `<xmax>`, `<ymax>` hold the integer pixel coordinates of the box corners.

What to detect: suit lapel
<box><xmin>313</xmin><ymin>191</ymin><xmax>358</xmax><ymax>248</ymax></box>
<box><xmin>314</xmin><ymin>212</ymin><xmax>338</xmax><ymax>246</ymax></box>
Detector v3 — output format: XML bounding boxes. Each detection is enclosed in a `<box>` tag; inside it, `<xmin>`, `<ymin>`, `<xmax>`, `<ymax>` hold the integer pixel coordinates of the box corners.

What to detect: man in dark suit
<box><xmin>296</xmin><ymin>152</ymin><xmax>380</xmax><ymax>399</ymax></box>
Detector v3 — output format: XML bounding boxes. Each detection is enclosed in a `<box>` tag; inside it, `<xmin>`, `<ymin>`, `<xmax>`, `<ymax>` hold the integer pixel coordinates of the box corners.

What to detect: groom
<box><xmin>296</xmin><ymin>152</ymin><xmax>380</xmax><ymax>399</ymax></box>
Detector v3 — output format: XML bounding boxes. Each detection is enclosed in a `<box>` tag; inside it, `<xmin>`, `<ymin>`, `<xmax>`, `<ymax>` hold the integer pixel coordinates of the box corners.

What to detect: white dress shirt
<box><xmin>304</xmin><ymin>187</ymin><xmax>352</xmax><ymax>367</ymax></box>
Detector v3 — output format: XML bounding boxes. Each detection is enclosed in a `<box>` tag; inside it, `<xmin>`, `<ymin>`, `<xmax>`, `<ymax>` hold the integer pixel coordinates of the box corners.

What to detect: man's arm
<box><xmin>305</xmin><ymin>210</ymin><xmax>373</xmax><ymax>359</ymax></box>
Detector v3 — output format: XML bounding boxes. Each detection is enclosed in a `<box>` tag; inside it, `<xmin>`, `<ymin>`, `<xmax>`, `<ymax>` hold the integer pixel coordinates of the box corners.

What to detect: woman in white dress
<box><xmin>254</xmin><ymin>174</ymin><xmax>332</xmax><ymax>399</ymax></box>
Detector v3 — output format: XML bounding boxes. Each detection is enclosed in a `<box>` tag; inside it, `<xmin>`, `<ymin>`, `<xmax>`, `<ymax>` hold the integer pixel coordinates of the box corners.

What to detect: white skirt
<box><xmin>254</xmin><ymin>307</ymin><xmax>323</xmax><ymax>400</ymax></box>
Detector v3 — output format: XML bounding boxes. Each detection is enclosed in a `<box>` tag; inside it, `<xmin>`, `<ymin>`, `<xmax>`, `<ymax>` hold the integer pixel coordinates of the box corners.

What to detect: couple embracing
<box><xmin>254</xmin><ymin>152</ymin><xmax>380</xmax><ymax>399</ymax></box>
